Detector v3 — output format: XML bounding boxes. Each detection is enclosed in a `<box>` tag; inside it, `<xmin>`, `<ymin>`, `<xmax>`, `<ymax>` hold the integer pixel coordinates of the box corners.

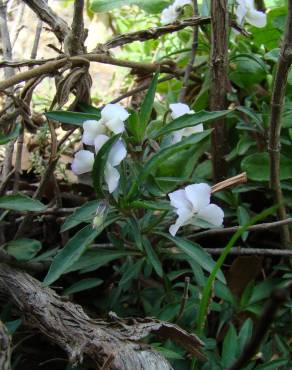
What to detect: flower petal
<box><xmin>82</xmin><ymin>120</ymin><xmax>106</xmax><ymax>145</ymax></box>
<box><xmin>101</xmin><ymin>103</ymin><xmax>129</xmax><ymax>122</ymax></box>
<box><xmin>173</xmin><ymin>0</ymin><xmax>192</xmax><ymax>9</ymax></box>
<box><xmin>185</xmin><ymin>183</ymin><xmax>211</xmax><ymax>211</ymax></box>
<box><xmin>236</xmin><ymin>4</ymin><xmax>247</xmax><ymax>25</ymax></box>
<box><xmin>108</xmin><ymin>140</ymin><xmax>127</xmax><ymax>167</ymax></box>
<box><xmin>170</xmin><ymin>103</ymin><xmax>191</xmax><ymax>119</ymax></box>
<box><xmin>94</xmin><ymin>134</ymin><xmax>110</xmax><ymax>154</ymax></box>
<box><xmin>197</xmin><ymin>204</ymin><xmax>224</xmax><ymax>227</ymax></box>
<box><xmin>106</xmin><ymin>117</ymin><xmax>125</xmax><ymax>134</ymax></box>
<box><xmin>71</xmin><ymin>150</ymin><xmax>94</xmax><ymax>175</ymax></box>
<box><xmin>183</xmin><ymin>123</ymin><xmax>204</xmax><ymax>136</ymax></box>
<box><xmin>168</xmin><ymin>189</ymin><xmax>192</xmax><ymax>211</ymax></box>
<box><xmin>172</xmin><ymin>129</ymin><xmax>185</xmax><ymax>143</ymax></box>
<box><xmin>161</xmin><ymin>5</ymin><xmax>178</xmax><ymax>24</ymax></box>
<box><xmin>246</xmin><ymin>9</ymin><xmax>267</xmax><ymax>27</ymax></box>
<box><xmin>169</xmin><ymin>206</ymin><xmax>193</xmax><ymax>236</ymax></box>
<box><xmin>104</xmin><ymin>163</ymin><xmax>120</xmax><ymax>193</ymax></box>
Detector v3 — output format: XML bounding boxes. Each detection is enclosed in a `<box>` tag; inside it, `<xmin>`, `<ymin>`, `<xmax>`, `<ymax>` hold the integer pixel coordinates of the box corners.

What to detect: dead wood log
<box><xmin>0</xmin><ymin>263</ymin><xmax>204</xmax><ymax>369</ymax></box>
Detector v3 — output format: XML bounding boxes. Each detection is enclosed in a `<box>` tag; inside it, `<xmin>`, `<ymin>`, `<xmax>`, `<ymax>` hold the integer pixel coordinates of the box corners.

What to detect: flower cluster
<box><xmin>161</xmin><ymin>0</ymin><xmax>192</xmax><ymax>25</ymax></box>
<box><xmin>71</xmin><ymin>103</ymin><xmax>129</xmax><ymax>193</ymax></box>
<box><xmin>170</xmin><ymin>103</ymin><xmax>203</xmax><ymax>143</ymax></box>
<box><xmin>235</xmin><ymin>0</ymin><xmax>267</xmax><ymax>28</ymax></box>
<box><xmin>168</xmin><ymin>183</ymin><xmax>224</xmax><ymax>236</ymax></box>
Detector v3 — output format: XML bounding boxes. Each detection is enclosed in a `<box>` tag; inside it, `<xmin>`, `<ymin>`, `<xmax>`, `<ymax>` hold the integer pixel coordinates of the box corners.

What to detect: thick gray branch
<box><xmin>0</xmin><ymin>264</ymin><xmax>204</xmax><ymax>369</ymax></box>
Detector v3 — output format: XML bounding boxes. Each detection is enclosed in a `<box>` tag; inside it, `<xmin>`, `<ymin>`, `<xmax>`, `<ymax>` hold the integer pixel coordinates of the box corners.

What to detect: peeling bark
<box><xmin>0</xmin><ymin>264</ymin><xmax>204</xmax><ymax>369</ymax></box>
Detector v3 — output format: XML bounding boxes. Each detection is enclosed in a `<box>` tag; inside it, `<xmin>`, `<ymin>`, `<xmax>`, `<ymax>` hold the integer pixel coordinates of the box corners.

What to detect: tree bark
<box><xmin>0</xmin><ymin>263</ymin><xmax>204</xmax><ymax>369</ymax></box>
<box><xmin>209</xmin><ymin>0</ymin><xmax>229</xmax><ymax>181</ymax></box>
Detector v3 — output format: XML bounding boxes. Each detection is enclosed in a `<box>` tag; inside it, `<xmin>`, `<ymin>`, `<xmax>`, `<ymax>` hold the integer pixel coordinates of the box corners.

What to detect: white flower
<box><xmin>104</xmin><ymin>140</ymin><xmax>127</xmax><ymax>193</ymax></box>
<box><xmin>169</xmin><ymin>103</ymin><xmax>204</xmax><ymax>143</ymax></box>
<box><xmin>168</xmin><ymin>183</ymin><xmax>224</xmax><ymax>236</ymax></box>
<box><xmin>71</xmin><ymin>150</ymin><xmax>94</xmax><ymax>175</ymax></box>
<box><xmin>161</xmin><ymin>0</ymin><xmax>192</xmax><ymax>25</ymax></box>
<box><xmin>82</xmin><ymin>103</ymin><xmax>129</xmax><ymax>145</ymax></box>
<box><xmin>71</xmin><ymin>141</ymin><xmax>127</xmax><ymax>194</ymax></box>
<box><xmin>236</xmin><ymin>0</ymin><xmax>267</xmax><ymax>28</ymax></box>
<box><xmin>94</xmin><ymin>134</ymin><xmax>110</xmax><ymax>154</ymax></box>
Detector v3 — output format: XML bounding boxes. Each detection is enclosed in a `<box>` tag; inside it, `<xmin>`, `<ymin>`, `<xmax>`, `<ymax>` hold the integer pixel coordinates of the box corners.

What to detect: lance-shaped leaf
<box><xmin>151</xmin><ymin>110</ymin><xmax>230</xmax><ymax>138</ymax></box>
<box><xmin>127</xmin><ymin>130</ymin><xmax>211</xmax><ymax>200</ymax></box>
<box><xmin>45</xmin><ymin>111</ymin><xmax>99</xmax><ymax>126</ymax></box>
<box><xmin>0</xmin><ymin>194</ymin><xmax>46</xmax><ymax>212</ymax></box>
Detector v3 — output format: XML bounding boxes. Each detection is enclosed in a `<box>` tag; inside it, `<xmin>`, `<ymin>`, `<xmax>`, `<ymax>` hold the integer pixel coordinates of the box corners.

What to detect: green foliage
<box><xmin>0</xmin><ymin>194</ymin><xmax>46</xmax><ymax>212</ymax></box>
<box><xmin>90</xmin><ymin>0</ymin><xmax>170</xmax><ymax>13</ymax></box>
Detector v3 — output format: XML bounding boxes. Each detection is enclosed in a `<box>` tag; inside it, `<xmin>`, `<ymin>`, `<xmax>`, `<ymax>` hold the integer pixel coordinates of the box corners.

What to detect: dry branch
<box><xmin>0</xmin><ymin>264</ymin><xmax>205</xmax><ymax>369</ymax></box>
<box><xmin>22</xmin><ymin>0</ymin><xmax>70</xmax><ymax>42</ymax></box>
<box><xmin>209</xmin><ymin>0</ymin><xmax>229</xmax><ymax>181</ymax></box>
<box><xmin>268</xmin><ymin>0</ymin><xmax>292</xmax><ymax>248</ymax></box>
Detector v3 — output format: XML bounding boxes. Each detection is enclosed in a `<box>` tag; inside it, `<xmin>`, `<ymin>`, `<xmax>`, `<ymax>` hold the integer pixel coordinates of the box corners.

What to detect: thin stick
<box><xmin>190</xmin><ymin>218</ymin><xmax>292</xmax><ymax>240</ymax></box>
<box><xmin>268</xmin><ymin>1</ymin><xmax>292</xmax><ymax>248</ymax></box>
<box><xmin>204</xmin><ymin>247</ymin><xmax>292</xmax><ymax>256</ymax></box>
<box><xmin>175</xmin><ymin>277</ymin><xmax>190</xmax><ymax>322</ymax></box>
<box><xmin>211</xmin><ymin>172</ymin><xmax>247</xmax><ymax>193</ymax></box>
<box><xmin>209</xmin><ymin>0</ymin><xmax>229</xmax><ymax>181</ymax></box>
<box><xmin>65</xmin><ymin>0</ymin><xmax>85</xmax><ymax>56</ymax></box>
<box><xmin>179</xmin><ymin>0</ymin><xmax>199</xmax><ymax>103</ymax></box>
<box><xmin>228</xmin><ymin>284</ymin><xmax>292</xmax><ymax>370</ymax></box>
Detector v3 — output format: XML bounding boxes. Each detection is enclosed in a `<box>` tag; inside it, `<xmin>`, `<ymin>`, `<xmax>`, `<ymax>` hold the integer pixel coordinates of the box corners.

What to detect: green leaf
<box><xmin>143</xmin><ymin>237</ymin><xmax>163</xmax><ymax>277</ymax></box>
<box><xmin>238</xmin><ymin>318</ymin><xmax>253</xmax><ymax>351</ymax></box>
<box><xmin>61</xmin><ymin>201</ymin><xmax>100</xmax><ymax>232</ymax></box>
<box><xmin>237</xmin><ymin>206</ymin><xmax>250</xmax><ymax>242</ymax></box>
<box><xmin>119</xmin><ymin>258</ymin><xmax>144</xmax><ymax>286</ymax></box>
<box><xmin>6</xmin><ymin>238</ymin><xmax>41</xmax><ymax>261</ymax></box>
<box><xmin>152</xmin><ymin>110</ymin><xmax>230</xmax><ymax>138</ymax></box>
<box><xmin>67</xmin><ymin>249</ymin><xmax>136</xmax><ymax>273</ymax></box>
<box><xmin>45</xmin><ymin>111</ymin><xmax>98</xmax><ymax>126</ymax></box>
<box><xmin>0</xmin><ymin>123</ymin><xmax>21</xmax><ymax>145</ymax></box>
<box><xmin>92</xmin><ymin>134</ymin><xmax>121</xmax><ymax>197</ymax></box>
<box><xmin>127</xmin><ymin>130</ymin><xmax>211</xmax><ymax>200</ymax></box>
<box><xmin>222</xmin><ymin>325</ymin><xmax>238</xmax><ymax>368</ymax></box>
<box><xmin>230</xmin><ymin>54</ymin><xmax>268</xmax><ymax>88</ymax></box>
<box><xmin>90</xmin><ymin>0</ymin><xmax>170</xmax><ymax>13</ymax></box>
<box><xmin>139</xmin><ymin>72</ymin><xmax>159</xmax><ymax>138</ymax></box>
<box><xmin>43</xmin><ymin>225</ymin><xmax>98</xmax><ymax>286</ymax></box>
<box><xmin>76</xmin><ymin>102</ymin><xmax>101</xmax><ymax>115</ymax></box>
<box><xmin>241</xmin><ymin>153</ymin><xmax>292</xmax><ymax>181</ymax></box>
<box><xmin>131</xmin><ymin>200</ymin><xmax>172</xmax><ymax>211</ymax></box>
<box><xmin>0</xmin><ymin>194</ymin><xmax>46</xmax><ymax>212</ymax></box>
<box><xmin>63</xmin><ymin>278</ymin><xmax>103</xmax><ymax>295</ymax></box>
<box><xmin>158</xmin><ymin>233</ymin><xmax>226</xmax><ymax>283</ymax></box>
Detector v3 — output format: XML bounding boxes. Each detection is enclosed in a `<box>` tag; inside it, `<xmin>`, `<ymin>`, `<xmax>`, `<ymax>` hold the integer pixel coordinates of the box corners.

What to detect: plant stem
<box><xmin>209</xmin><ymin>0</ymin><xmax>229</xmax><ymax>181</ymax></box>
<box><xmin>268</xmin><ymin>0</ymin><xmax>292</xmax><ymax>248</ymax></box>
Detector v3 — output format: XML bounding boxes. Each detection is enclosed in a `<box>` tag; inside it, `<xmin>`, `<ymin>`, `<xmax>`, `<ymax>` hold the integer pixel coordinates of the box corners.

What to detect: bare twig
<box><xmin>21</xmin><ymin>0</ymin><xmax>70</xmax><ymax>42</ymax></box>
<box><xmin>179</xmin><ymin>1</ymin><xmax>199</xmax><ymax>103</ymax></box>
<box><xmin>190</xmin><ymin>218</ymin><xmax>292</xmax><ymax>240</ymax></box>
<box><xmin>228</xmin><ymin>284</ymin><xmax>292</xmax><ymax>370</ymax></box>
<box><xmin>65</xmin><ymin>0</ymin><xmax>85</xmax><ymax>56</ymax></box>
<box><xmin>204</xmin><ymin>247</ymin><xmax>292</xmax><ymax>256</ymax></box>
<box><xmin>0</xmin><ymin>249</ymin><xmax>48</xmax><ymax>274</ymax></box>
<box><xmin>0</xmin><ymin>0</ymin><xmax>15</xmax><ymax>178</ymax></box>
<box><xmin>209</xmin><ymin>0</ymin><xmax>229</xmax><ymax>181</ymax></box>
<box><xmin>268</xmin><ymin>1</ymin><xmax>292</xmax><ymax>248</ymax></box>
<box><xmin>0</xmin><ymin>169</ymin><xmax>14</xmax><ymax>196</ymax></box>
<box><xmin>211</xmin><ymin>172</ymin><xmax>247</xmax><ymax>193</ymax></box>
<box><xmin>0</xmin><ymin>54</ymin><xmax>179</xmax><ymax>90</ymax></box>
<box><xmin>175</xmin><ymin>277</ymin><xmax>190</xmax><ymax>322</ymax></box>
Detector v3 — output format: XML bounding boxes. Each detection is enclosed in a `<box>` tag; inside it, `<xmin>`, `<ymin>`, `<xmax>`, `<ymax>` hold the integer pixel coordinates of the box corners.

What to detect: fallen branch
<box><xmin>0</xmin><ymin>264</ymin><xmax>205</xmax><ymax>369</ymax></box>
